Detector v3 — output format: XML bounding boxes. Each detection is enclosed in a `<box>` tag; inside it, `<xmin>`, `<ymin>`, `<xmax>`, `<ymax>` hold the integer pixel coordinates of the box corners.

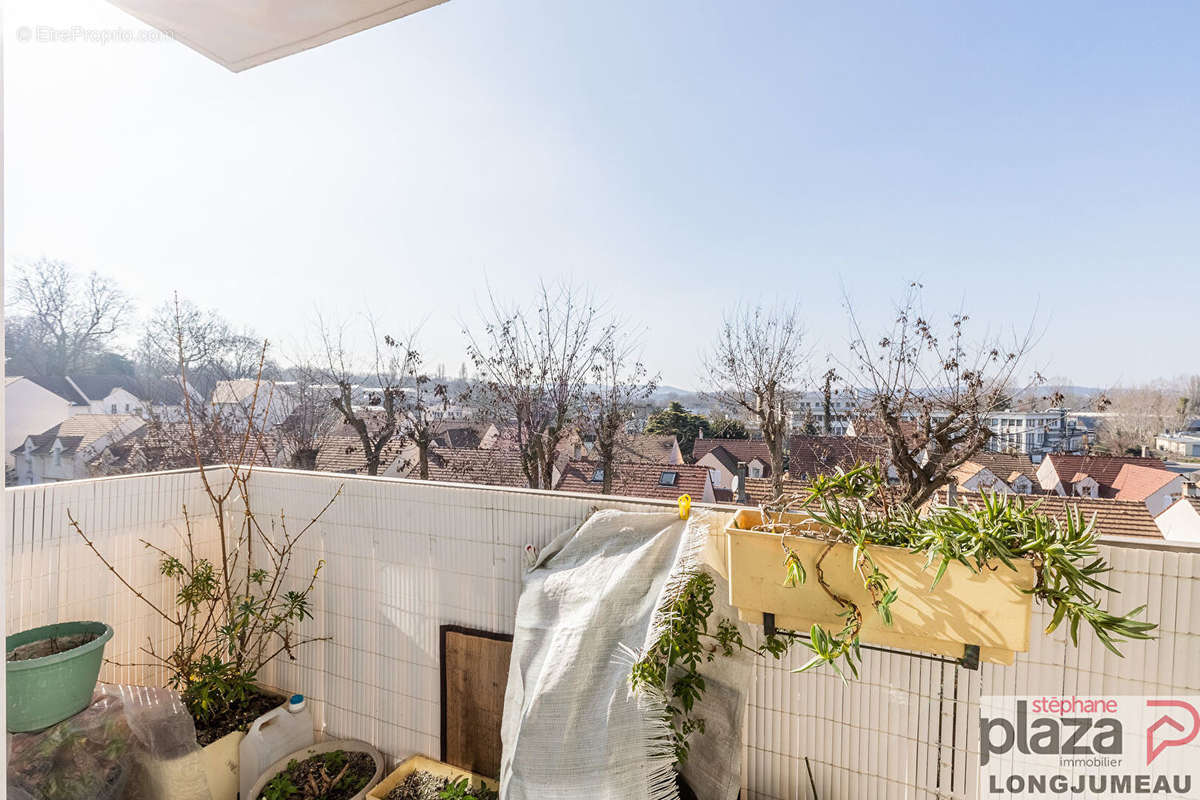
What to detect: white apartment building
<box><xmin>984</xmin><ymin>410</ymin><xmax>1088</xmax><ymax>457</ymax></box>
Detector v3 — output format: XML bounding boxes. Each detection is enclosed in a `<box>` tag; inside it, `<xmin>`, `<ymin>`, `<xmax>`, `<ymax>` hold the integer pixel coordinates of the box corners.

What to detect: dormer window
<box><xmin>591</xmin><ymin>468</ymin><xmax>604</xmax><ymax>483</ymax></box>
<box><xmin>659</xmin><ymin>471</ymin><xmax>678</xmax><ymax>486</ymax></box>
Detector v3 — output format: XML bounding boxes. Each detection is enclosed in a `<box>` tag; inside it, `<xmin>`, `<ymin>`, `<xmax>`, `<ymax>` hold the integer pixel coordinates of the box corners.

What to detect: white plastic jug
<box><xmin>238</xmin><ymin>694</ymin><xmax>314</xmax><ymax>800</ymax></box>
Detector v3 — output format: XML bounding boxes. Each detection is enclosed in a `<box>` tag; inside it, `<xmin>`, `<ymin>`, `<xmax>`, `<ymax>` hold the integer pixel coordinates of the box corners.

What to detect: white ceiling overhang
<box><xmin>105</xmin><ymin>0</ymin><xmax>450</xmax><ymax>72</ymax></box>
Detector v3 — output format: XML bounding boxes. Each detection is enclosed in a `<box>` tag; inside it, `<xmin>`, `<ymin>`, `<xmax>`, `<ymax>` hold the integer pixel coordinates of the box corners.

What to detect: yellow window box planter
<box><xmin>726</xmin><ymin>508</ymin><xmax>1037</xmax><ymax>665</ymax></box>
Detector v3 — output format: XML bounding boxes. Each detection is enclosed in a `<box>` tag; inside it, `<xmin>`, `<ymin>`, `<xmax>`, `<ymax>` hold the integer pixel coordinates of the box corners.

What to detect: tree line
<box><xmin>14</xmin><ymin>258</ymin><xmax>1193</xmax><ymax>505</ymax></box>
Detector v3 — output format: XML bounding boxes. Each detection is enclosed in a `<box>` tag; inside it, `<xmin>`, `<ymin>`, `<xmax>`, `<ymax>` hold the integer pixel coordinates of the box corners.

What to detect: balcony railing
<box><xmin>7</xmin><ymin>467</ymin><xmax>1199</xmax><ymax>799</ymax></box>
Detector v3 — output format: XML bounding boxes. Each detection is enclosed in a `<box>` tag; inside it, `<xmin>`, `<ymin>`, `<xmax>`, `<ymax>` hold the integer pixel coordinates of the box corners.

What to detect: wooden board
<box><xmin>440</xmin><ymin>626</ymin><xmax>512</xmax><ymax>780</ymax></box>
<box><xmin>727</xmin><ymin>509</ymin><xmax>1037</xmax><ymax>665</ymax></box>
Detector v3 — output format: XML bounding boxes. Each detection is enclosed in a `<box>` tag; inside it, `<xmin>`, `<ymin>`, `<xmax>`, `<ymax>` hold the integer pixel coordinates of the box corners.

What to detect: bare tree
<box><xmin>139</xmin><ymin>297</ymin><xmax>274</xmax><ymax>398</ymax></box>
<box><xmin>7</xmin><ymin>258</ymin><xmax>131</xmax><ymax>374</ymax></box>
<box><xmin>821</xmin><ymin>368</ymin><xmax>837</xmax><ymax>434</ymax></box>
<box><xmin>583</xmin><ymin>326</ymin><xmax>659</xmax><ymax>494</ymax></box>
<box><xmin>395</xmin><ymin>338</ymin><xmax>451</xmax><ymax>480</ymax></box>
<box><xmin>466</xmin><ymin>282</ymin><xmax>604</xmax><ymax>489</ymax></box>
<box><xmin>311</xmin><ymin>314</ymin><xmax>414</xmax><ymax>477</ymax></box>
<box><xmin>843</xmin><ymin>283</ymin><xmax>1038</xmax><ymax>506</ymax></box>
<box><xmin>702</xmin><ymin>302</ymin><xmax>808</xmax><ymax>498</ymax></box>
<box><xmin>274</xmin><ymin>376</ymin><xmax>338</xmax><ymax>469</ymax></box>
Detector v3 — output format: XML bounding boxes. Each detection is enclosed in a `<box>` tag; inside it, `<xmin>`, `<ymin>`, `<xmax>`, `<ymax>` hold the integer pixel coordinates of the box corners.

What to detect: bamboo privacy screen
<box><xmin>7</xmin><ymin>469</ymin><xmax>1199</xmax><ymax>799</ymax></box>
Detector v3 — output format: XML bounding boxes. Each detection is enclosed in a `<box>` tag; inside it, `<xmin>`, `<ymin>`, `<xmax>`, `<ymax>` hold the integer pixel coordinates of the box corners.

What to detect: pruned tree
<box><xmin>583</xmin><ymin>326</ymin><xmax>659</xmax><ymax>494</ymax></box>
<box><xmin>7</xmin><ymin>258</ymin><xmax>131</xmax><ymax>375</ymax></box>
<box><xmin>842</xmin><ymin>282</ymin><xmax>1038</xmax><ymax>506</ymax></box>
<box><xmin>702</xmin><ymin>302</ymin><xmax>808</xmax><ymax>498</ymax></box>
<box><xmin>312</xmin><ymin>314</ymin><xmax>412</xmax><ymax>477</ymax></box>
<box><xmin>395</xmin><ymin>336</ymin><xmax>450</xmax><ymax>480</ymax></box>
<box><xmin>466</xmin><ymin>282</ymin><xmax>604</xmax><ymax>489</ymax></box>
<box><xmin>274</xmin><ymin>375</ymin><xmax>338</xmax><ymax>470</ymax></box>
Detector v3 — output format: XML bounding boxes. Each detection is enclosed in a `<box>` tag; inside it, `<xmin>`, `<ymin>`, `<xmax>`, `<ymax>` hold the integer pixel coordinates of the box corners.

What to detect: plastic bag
<box><xmin>8</xmin><ymin>684</ymin><xmax>213</xmax><ymax>800</ymax></box>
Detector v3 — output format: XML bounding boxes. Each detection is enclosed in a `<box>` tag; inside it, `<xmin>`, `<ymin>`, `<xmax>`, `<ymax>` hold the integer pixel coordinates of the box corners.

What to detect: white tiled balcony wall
<box><xmin>7</xmin><ymin>468</ymin><xmax>1199</xmax><ymax>800</ymax></box>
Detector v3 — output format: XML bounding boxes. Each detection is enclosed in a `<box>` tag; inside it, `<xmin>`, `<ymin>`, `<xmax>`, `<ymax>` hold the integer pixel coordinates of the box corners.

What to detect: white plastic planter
<box><xmin>248</xmin><ymin>739</ymin><xmax>385</xmax><ymax>800</ymax></box>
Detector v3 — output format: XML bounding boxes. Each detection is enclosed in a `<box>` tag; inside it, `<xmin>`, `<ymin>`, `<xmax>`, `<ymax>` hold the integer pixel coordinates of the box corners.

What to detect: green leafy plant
<box><xmin>437</xmin><ymin>776</ymin><xmax>499</xmax><ymax>800</ymax></box>
<box><xmin>261</xmin><ymin>774</ymin><xmax>299</xmax><ymax>800</ymax></box>
<box><xmin>766</xmin><ymin>464</ymin><xmax>1156</xmax><ymax>676</ymax></box>
<box><xmin>630</xmin><ymin>571</ymin><xmax>787</xmax><ymax>764</ymax></box>
<box><xmin>631</xmin><ymin>462</ymin><xmax>1157</xmax><ymax>768</ymax></box>
<box><xmin>67</xmin><ymin>337</ymin><xmax>340</xmax><ymax>729</ymax></box>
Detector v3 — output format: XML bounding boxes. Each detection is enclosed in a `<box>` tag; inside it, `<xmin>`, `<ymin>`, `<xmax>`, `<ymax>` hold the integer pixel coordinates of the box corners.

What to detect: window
<box><xmin>53</xmin><ymin>448</ymin><xmax>62</xmax><ymax>467</ymax></box>
<box><xmin>591</xmin><ymin>468</ymin><xmax>604</xmax><ymax>483</ymax></box>
<box><xmin>124</xmin><ymin>403</ymin><xmax>130</xmax><ymax>412</ymax></box>
<box><xmin>749</xmin><ymin>464</ymin><xmax>763</xmax><ymax>478</ymax></box>
<box><xmin>111</xmin><ymin>403</ymin><xmax>118</xmax><ymax>414</ymax></box>
<box><xmin>659</xmin><ymin>471</ymin><xmax>678</xmax><ymax>486</ymax></box>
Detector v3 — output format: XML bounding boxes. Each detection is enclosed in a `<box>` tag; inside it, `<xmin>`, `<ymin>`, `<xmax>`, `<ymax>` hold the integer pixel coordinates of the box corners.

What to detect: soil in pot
<box><xmin>194</xmin><ymin>686</ymin><xmax>283</xmax><ymax>747</ymax></box>
<box><xmin>258</xmin><ymin>749</ymin><xmax>375</xmax><ymax>800</ymax></box>
<box><xmin>383</xmin><ymin>771</ymin><xmax>499</xmax><ymax>800</ymax></box>
<box><xmin>7</xmin><ymin>632</ymin><xmax>99</xmax><ymax>662</ymax></box>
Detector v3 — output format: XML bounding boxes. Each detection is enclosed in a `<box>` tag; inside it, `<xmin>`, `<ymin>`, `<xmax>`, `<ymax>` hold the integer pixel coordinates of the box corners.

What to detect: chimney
<box><xmin>697</xmin><ymin>429</ymin><xmax>704</xmax><ymax>440</ymax></box>
<box><xmin>572</xmin><ymin>443</ymin><xmax>582</xmax><ymax>460</ymax></box>
<box><xmin>947</xmin><ymin>478</ymin><xmax>959</xmax><ymax>507</ymax></box>
<box><xmin>1141</xmin><ymin>445</ymin><xmax>1149</xmax><ymax>458</ymax></box>
<box><xmin>736</xmin><ymin>462</ymin><xmax>749</xmax><ymax>505</ymax></box>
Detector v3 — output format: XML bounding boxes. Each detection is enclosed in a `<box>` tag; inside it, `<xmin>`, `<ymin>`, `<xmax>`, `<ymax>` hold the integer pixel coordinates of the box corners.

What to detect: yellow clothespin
<box><xmin>678</xmin><ymin>494</ymin><xmax>692</xmax><ymax>520</ymax></box>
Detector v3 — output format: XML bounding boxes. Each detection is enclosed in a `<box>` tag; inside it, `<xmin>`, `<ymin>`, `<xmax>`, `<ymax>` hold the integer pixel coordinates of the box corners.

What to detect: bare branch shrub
<box><xmin>702</xmin><ymin>302</ymin><xmax>808</xmax><ymax>498</ymax></box>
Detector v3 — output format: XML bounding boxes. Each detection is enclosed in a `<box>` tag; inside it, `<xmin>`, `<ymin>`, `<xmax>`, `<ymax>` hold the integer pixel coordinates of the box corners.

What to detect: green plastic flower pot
<box><xmin>6</xmin><ymin>620</ymin><xmax>114</xmax><ymax>732</ymax></box>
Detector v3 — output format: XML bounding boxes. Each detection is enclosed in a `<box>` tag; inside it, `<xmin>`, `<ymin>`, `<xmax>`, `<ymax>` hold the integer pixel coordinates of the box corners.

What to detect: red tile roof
<box><xmin>692</xmin><ymin>438</ymin><xmax>773</xmax><ymax>470</ymax></box>
<box><xmin>738</xmin><ymin>477</ymin><xmax>812</xmax><ymax>506</ymax></box>
<box><xmin>315</xmin><ymin>433</ymin><xmax>408</xmax><ymax>474</ymax></box>
<box><xmin>1042</xmin><ymin>454</ymin><xmax>1168</xmax><ymax>497</ymax></box>
<box><xmin>1112</xmin><ymin>464</ymin><xmax>1179</xmax><ymax>502</ymax></box>
<box><xmin>786</xmin><ymin>435</ymin><xmax>881</xmax><ymax>479</ymax></box>
<box><xmin>415</xmin><ymin>446</ymin><xmax>534</xmax><ymax>488</ymax></box>
<box><xmin>556</xmin><ymin>460</ymin><xmax>709</xmax><ymax>500</ymax></box>
<box><xmin>932</xmin><ymin>489</ymin><xmax>1163</xmax><ymax>540</ymax></box>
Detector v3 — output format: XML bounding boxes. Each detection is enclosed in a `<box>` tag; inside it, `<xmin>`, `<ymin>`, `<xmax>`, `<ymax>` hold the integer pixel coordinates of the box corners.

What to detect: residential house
<box><xmin>1156</xmin><ymin>431</ymin><xmax>1200</xmax><ymax>458</ymax></box>
<box><xmin>984</xmin><ymin>410</ymin><xmax>1088</xmax><ymax>457</ymax></box>
<box><xmin>736</xmin><ymin>476</ymin><xmax>811</xmax><ymax>505</ymax></box>
<box><xmin>5</xmin><ymin>374</ymin><xmax>187</xmax><ymax>466</ymax></box>
<box><xmin>315</xmin><ymin>432</ymin><xmax>410</xmax><ymax>476</ymax></box>
<box><xmin>210</xmin><ymin>379</ymin><xmax>294</xmax><ymax>430</ymax></box>
<box><xmin>88</xmin><ymin>420</ymin><xmax>281</xmax><ymax>475</ymax></box>
<box><xmin>591</xmin><ymin>433</ymin><xmax>683</xmax><ymax>465</ymax></box>
<box><xmin>950</xmin><ymin>451</ymin><xmax>1040</xmax><ymax>495</ymax></box>
<box><xmin>556</xmin><ymin>460</ymin><xmax>715</xmax><ymax>502</ymax></box>
<box><xmin>932</xmin><ymin>489</ymin><xmax>1165</xmax><ymax>541</ymax></box>
<box><xmin>1155</xmin><ymin>497</ymin><xmax>1200</xmax><ymax>544</ymax></box>
<box><xmin>787</xmin><ymin>435</ymin><xmax>881</xmax><ymax>481</ymax></box>
<box><xmin>693</xmin><ymin>438</ymin><xmax>773</xmax><ymax>490</ymax></box>
<box><xmin>412</xmin><ymin>447</ymin><xmax>535</xmax><ymax>488</ymax></box>
<box><xmin>1036</xmin><ymin>454</ymin><xmax>1169</xmax><ymax>499</ymax></box>
<box><xmin>1111</xmin><ymin>464</ymin><xmax>1185</xmax><ymax>515</ymax></box>
<box><xmin>11</xmin><ymin>414</ymin><xmax>146</xmax><ymax>484</ymax></box>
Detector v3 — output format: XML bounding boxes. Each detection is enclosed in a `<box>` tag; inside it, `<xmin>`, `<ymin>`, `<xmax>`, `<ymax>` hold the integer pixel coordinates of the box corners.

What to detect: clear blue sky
<box><xmin>6</xmin><ymin>0</ymin><xmax>1198</xmax><ymax>389</ymax></box>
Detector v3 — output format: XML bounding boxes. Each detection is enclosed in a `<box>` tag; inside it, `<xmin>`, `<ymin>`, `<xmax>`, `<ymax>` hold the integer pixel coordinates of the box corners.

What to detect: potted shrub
<box><xmin>7</xmin><ymin>620</ymin><xmax>114</xmax><ymax>732</ymax></box>
<box><xmin>248</xmin><ymin>740</ymin><xmax>384</xmax><ymax>800</ymax></box>
<box><xmin>65</xmin><ymin>360</ymin><xmax>340</xmax><ymax>800</ymax></box>
<box><xmin>631</xmin><ymin>465</ymin><xmax>1156</xmax><ymax>767</ymax></box>
<box><xmin>368</xmin><ymin>755</ymin><xmax>498</xmax><ymax>800</ymax></box>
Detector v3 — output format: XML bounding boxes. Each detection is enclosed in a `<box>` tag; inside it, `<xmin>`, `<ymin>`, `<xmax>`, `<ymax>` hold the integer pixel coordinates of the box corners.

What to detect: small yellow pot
<box><xmin>367</xmin><ymin>755</ymin><xmax>498</xmax><ymax>799</ymax></box>
<box><xmin>726</xmin><ymin>508</ymin><xmax>1037</xmax><ymax>665</ymax></box>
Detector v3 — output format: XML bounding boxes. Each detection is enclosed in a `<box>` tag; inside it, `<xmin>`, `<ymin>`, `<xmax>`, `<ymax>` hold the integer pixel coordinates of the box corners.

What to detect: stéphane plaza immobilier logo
<box><xmin>980</xmin><ymin>696</ymin><xmax>1199</xmax><ymax>798</ymax></box>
